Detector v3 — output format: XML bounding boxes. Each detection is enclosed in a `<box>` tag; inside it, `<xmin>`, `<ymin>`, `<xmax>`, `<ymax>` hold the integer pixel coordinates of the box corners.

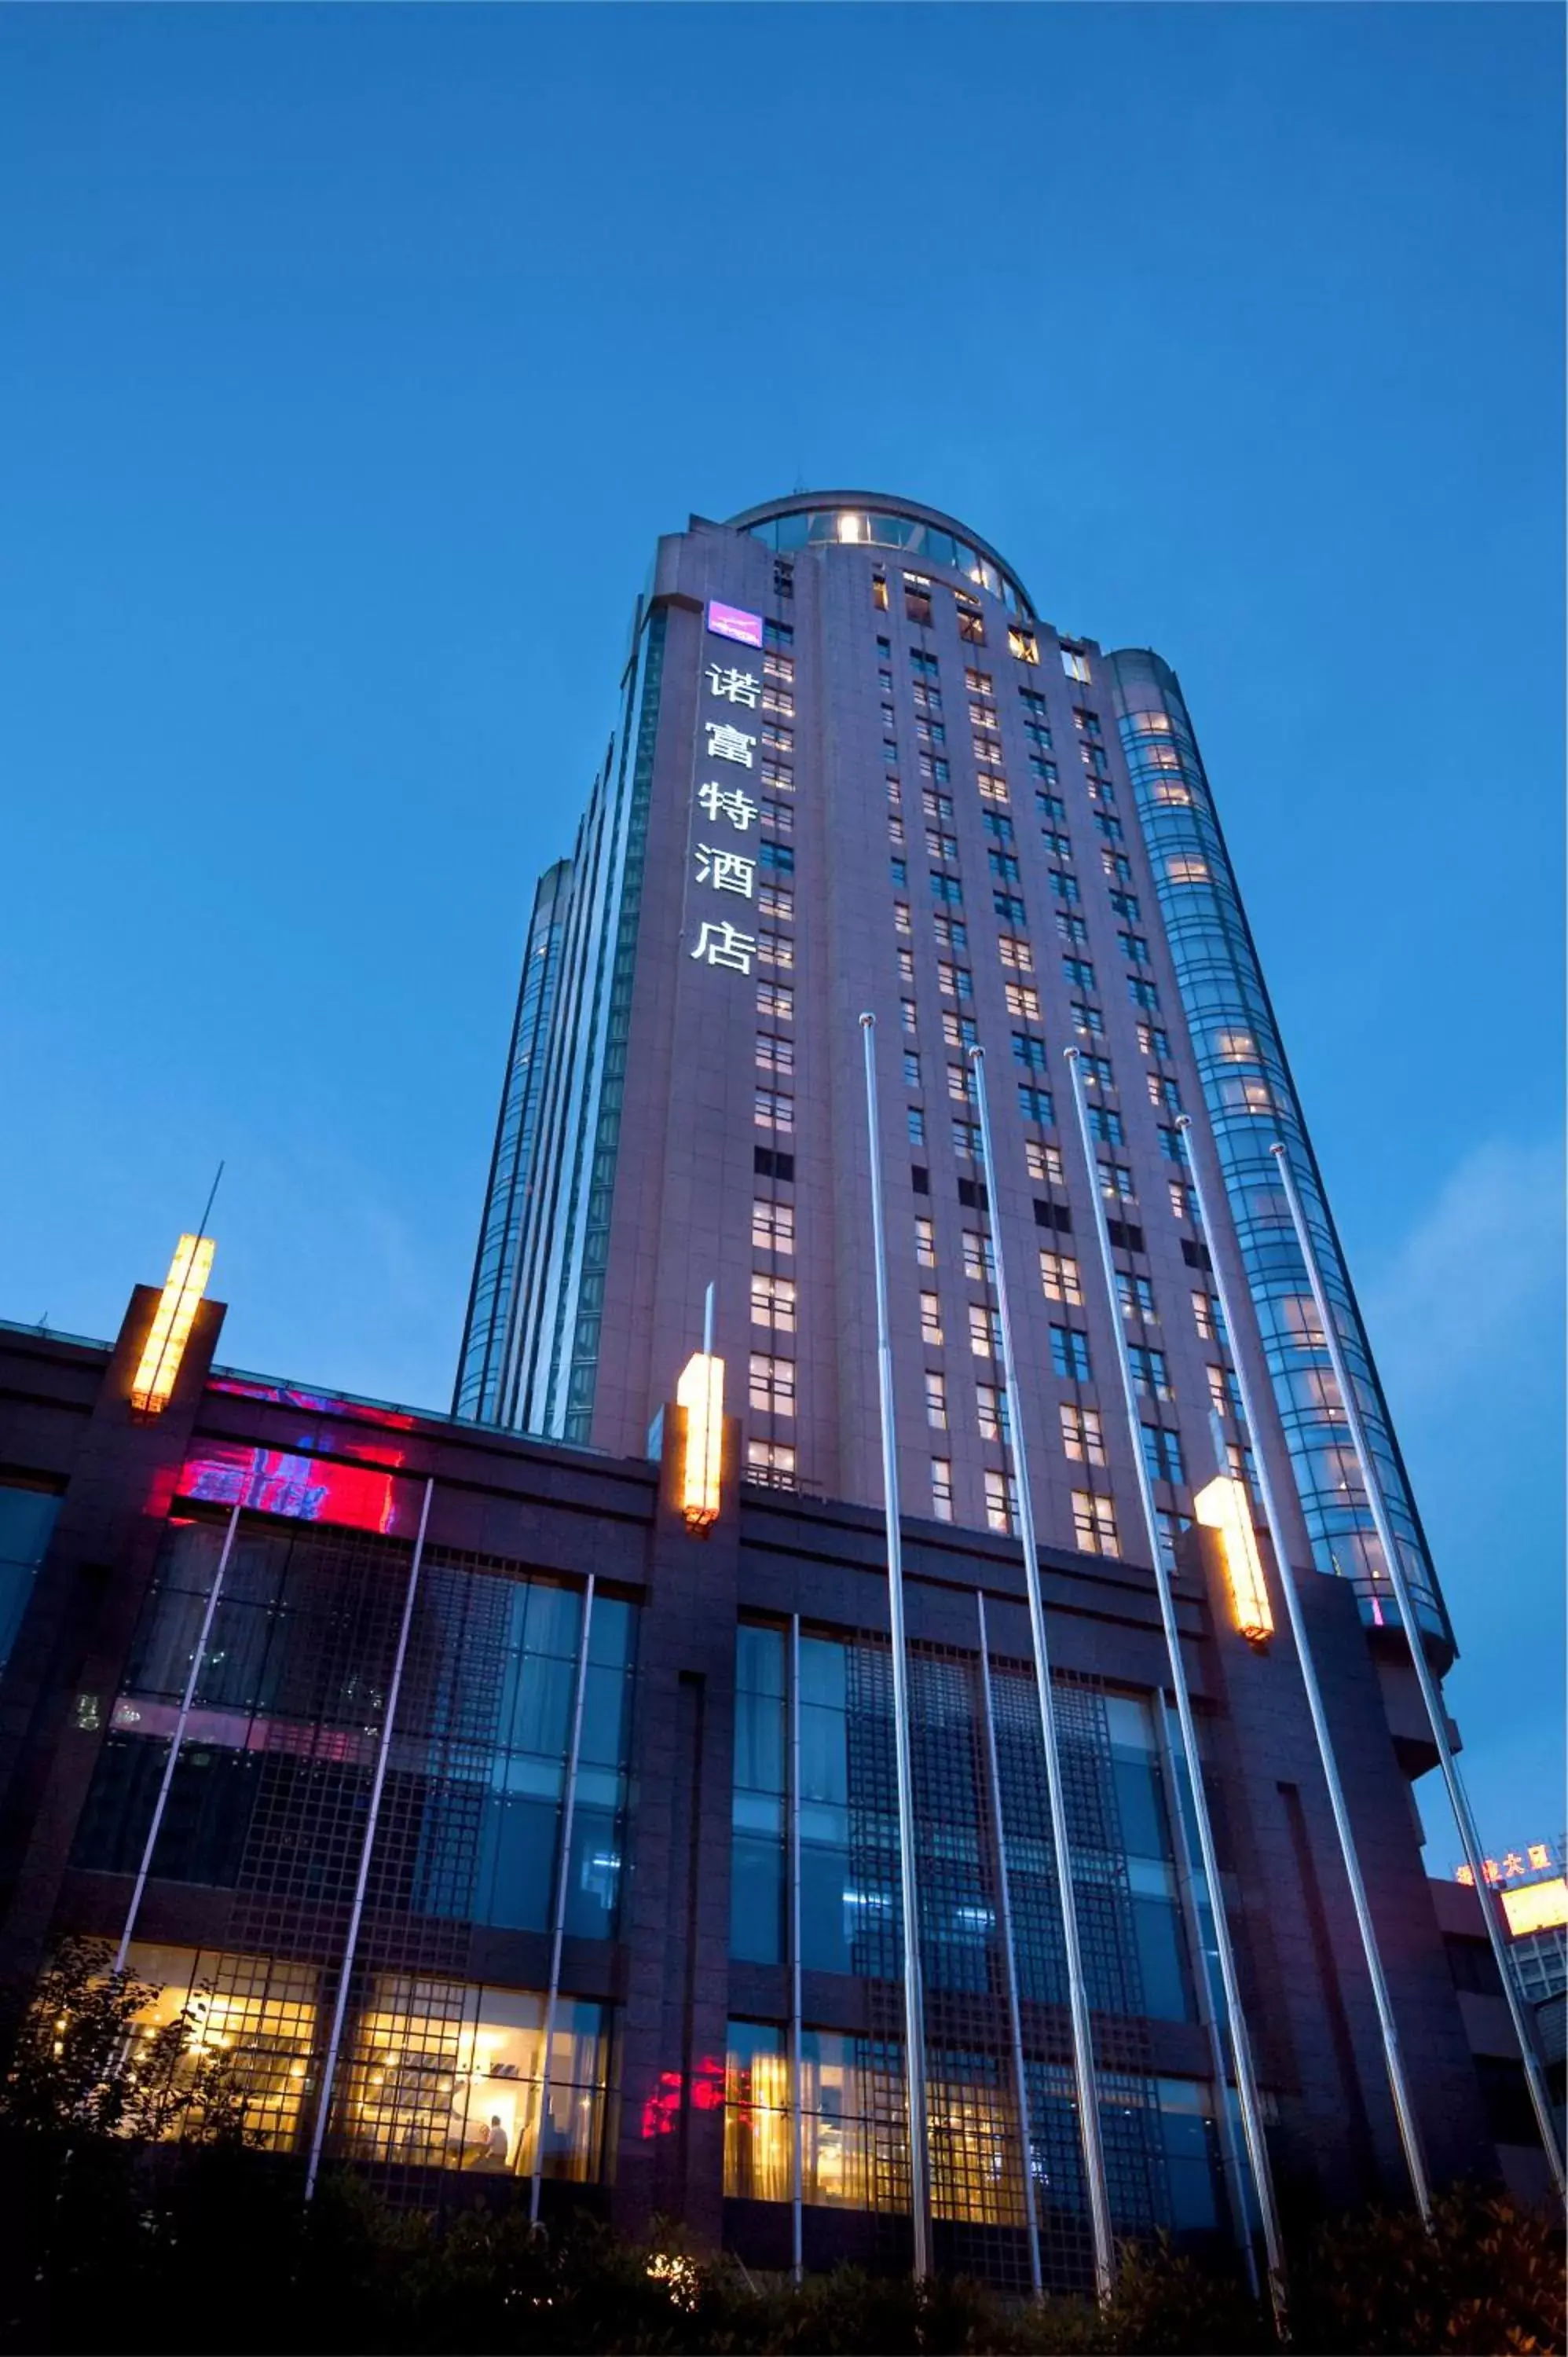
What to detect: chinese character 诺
<box><xmin>690</xmin><ymin>920</ymin><xmax>757</xmax><ymax>975</ymax></box>
<box><xmin>706</xmin><ymin>663</ymin><xmax>761</xmax><ymax>709</ymax></box>
<box><xmin>705</xmin><ymin>721</ymin><xmax>756</xmax><ymax>768</ymax></box>
<box><xmin>694</xmin><ymin>843</ymin><xmax>755</xmax><ymax>898</ymax></box>
<box><xmin>698</xmin><ymin>780</ymin><xmax>758</xmax><ymax>832</ymax></box>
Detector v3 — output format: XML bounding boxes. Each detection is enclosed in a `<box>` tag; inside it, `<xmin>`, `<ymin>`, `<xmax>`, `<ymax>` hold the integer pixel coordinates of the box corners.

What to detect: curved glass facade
<box><xmin>1108</xmin><ymin>649</ymin><xmax>1449</xmax><ymax>1646</ymax></box>
<box><xmin>735</xmin><ymin>500</ymin><xmax>1031</xmax><ymax>616</ymax></box>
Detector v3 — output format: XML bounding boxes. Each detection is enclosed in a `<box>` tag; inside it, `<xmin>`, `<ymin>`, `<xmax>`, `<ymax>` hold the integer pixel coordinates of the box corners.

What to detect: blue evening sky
<box><xmin>2</xmin><ymin>5</ymin><xmax>1561</xmax><ymax>1856</ymax></box>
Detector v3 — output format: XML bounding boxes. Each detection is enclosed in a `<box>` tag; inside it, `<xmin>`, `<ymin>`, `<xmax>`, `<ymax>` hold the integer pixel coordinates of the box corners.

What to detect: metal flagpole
<box><xmin>531</xmin><ymin>1571</ymin><xmax>596</xmax><ymax>2221</ymax></box>
<box><xmin>114</xmin><ymin>1500</ymin><xmax>243</xmax><ymax>1974</ymax></box>
<box><xmin>789</xmin><ymin>1613</ymin><xmax>805</xmax><ymax>2284</ymax></box>
<box><xmin>1179</xmin><ymin>1116</ymin><xmax>1433</xmax><ymax>2223</ymax></box>
<box><xmin>975</xmin><ymin>1593</ymin><xmax>1044</xmax><ymax>2299</ymax></box>
<box><xmin>858</xmin><ymin>1012</ymin><xmax>932</xmax><ymax>2282</ymax></box>
<box><xmin>305</xmin><ymin>1475</ymin><xmax>435</xmax><ymax>2204</ymax></box>
<box><xmin>969</xmin><ymin>1045</ymin><xmax>1116</xmax><ymax>2300</ymax></box>
<box><xmin>1064</xmin><ymin>1048</ymin><xmax>1289</xmax><ymax>2339</ymax></box>
<box><xmin>1270</xmin><ymin>1140</ymin><xmax>1566</xmax><ymax>2194</ymax></box>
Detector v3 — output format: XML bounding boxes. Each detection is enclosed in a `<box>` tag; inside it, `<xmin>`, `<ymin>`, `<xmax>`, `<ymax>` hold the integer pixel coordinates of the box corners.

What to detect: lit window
<box><xmin>1061</xmin><ymin>1403</ymin><xmax>1105</xmax><ymax>1465</ymax></box>
<box><xmin>749</xmin><ymin>1353</ymin><xmax>796</xmax><ymax>1417</ymax></box>
<box><xmin>976</xmin><ymin>1381</ymin><xmax>1010</xmax><ymax>1442</ymax></box>
<box><xmin>1008</xmin><ymin>626</ymin><xmax>1040</xmax><ymax>664</ymax></box>
<box><xmin>951</xmin><ymin>1118</ymin><xmax>983</xmax><ymax>1157</ymax></box>
<box><xmin>1149</xmin><ymin>1073</ymin><xmax>1181</xmax><ymax>1113</ymax></box>
<box><xmin>1166</xmin><ymin>856</ymin><xmax>1210</xmax><ymax>885</ymax></box>
<box><xmin>758</xmin><ymin>885</ymin><xmax>793</xmax><ymax>925</ymax></box>
<box><xmin>937</xmin><ymin>961</ymin><xmax>973</xmax><ymax>1001</ymax></box>
<box><xmin>931</xmin><ymin>1458</ymin><xmax>954</xmax><ymax>1519</ymax></box>
<box><xmin>962</xmin><ymin>1230</ymin><xmax>995</xmax><ymax>1283</ymax></box>
<box><xmin>927</xmin><ymin>830</ymin><xmax>959</xmax><ymax>862</ymax></box>
<box><xmin>754</xmin><ymin>1087</ymin><xmax>793</xmax><ymax>1131</ymax></box>
<box><xmin>756</xmin><ymin>981</ymin><xmax>793</xmax><ymax>1025</ymax></box>
<box><xmin>965</xmin><ymin>668</ymin><xmax>993</xmax><ymax>698</ymax></box>
<box><xmin>1061</xmin><ymin>644</ymin><xmax>1092</xmax><ymax>684</ymax></box>
<box><xmin>914</xmin><ymin>1216</ymin><xmax>936</xmax><ymax>1269</ymax></box>
<box><xmin>1078</xmin><ymin>1050</ymin><xmax>1113</xmax><ymax>1090</ymax></box>
<box><xmin>947</xmin><ymin>1062</ymin><xmax>974</xmax><ymax>1105</ymax></box>
<box><xmin>757</xmin><ymin>929</ymin><xmax>793</xmax><ymax>970</ymax></box>
<box><xmin>872</xmin><ymin>573</ymin><xmax>888</xmax><ymax>610</ymax></box>
<box><xmin>747</xmin><ymin>1438</ymin><xmax>796</xmax><ymax>1479</ymax></box>
<box><xmin>756</xmin><ymin>1032</ymin><xmax>793</xmax><ymax>1074</ymax></box>
<box><xmin>894</xmin><ymin>901</ymin><xmax>912</xmax><ymax>934</ymax></box>
<box><xmin>1072</xmin><ymin>1490</ymin><xmax>1119</xmax><ymax>1553</ymax></box>
<box><xmin>936</xmin><ymin>915</ymin><xmax>968</xmax><ymax>952</ymax></box>
<box><xmin>1004</xmin><ymin>982</ymin><xmax>1042</xmax><ymax>1019</ymax></box>
<box><xmin>1039</xmin><ymin>1250</ymin><xmax>1083</xmax><ymax>1305</ymax></box>
<box><xmin>942</xmin><ymin>1010</ymin><xmax>978</xmax><ymax>1049</ymax></box>
<box><xmin>1208</xmin><ymin>1364</ymin><xmax>1243</xmax><ymax>1419</ymax></box>
<box><xmin>918</xmin><ymin>1292</ymin><xmax>945</xmax><ymax>1347</ymax></box>
<box><xmin>1050</xmin><ymin>1326</ymin><xmax>1091</xmax><ymax>1380</ymax></box>
<box><xmin>1137</xmin><ymin>1024</ymin><xmax>1172</xmax><ymax>1059</ymax></box>
<box><xmin>1026</xmin><ymin>1141</ymin><xmax>1064</xmax><ymax>1185</ymax></box>
<box><xmin>1152</xmin><ymin>778</ymin><xmax>1192</xmax><ymax>807</ymax></box>
<box><xmin>751</xmin><ymin>1272</ymin><xmax>797</xmax><ymax>1332</ymax></box>
<box><xmin>996</xmin><ymin>934</ymin><xmax>1032</xmax><ymax>973</ymax></box>
<box><xmin>1099</xmin><ymin>1161</ymin><xmax>1135</xmax><ymax>1201</ymax></box>
<box><xmin>984</xmin><ymin>1468</ymin><xmax>1017</xmax><ymax>1533</ymax></box>
<box><xmin>969</xmin><ymin>1303</ymin><xmax>1002</xmax><ymax>1359</ymax></box>
<box><xmin>897</xmin><ymin>947</ymin><xmax>914</xmax><ymax>983</ymax></box>
<box><xmin>751</xmin><ymin>1199</ymin><xmax>795</xmax><ymax>1253</ymax></box>
<box><xmin>925</xmin><ymin>1370</ymin><xmax>948</xmax><ymax>1429</ymax></box>
<box><xmin>1192</xmin><ymin>1292</ymin><xmax>1222</xmax><ymax>1343</ymax></box>
<box><xmin>956</xmin><ymin>598</ymin><xmax>985</xmax><ymax>643</ymax></box>
<box><xmin>1117</xmin><ymin>1271</ymin><xmax>1156</xmax><ymax>1321</ymax></box>
<box><xmin>922</xmin><ymin>787</ymin><xmax>954</xmax><ymax>823</ymax></box>
<box><xmin>1168</xmin><ymin>1180</ymin><xmax>1190</xmax><ymax>1222</ymax></box>
<box><xmin>904</xmin><ymin>574</ymin><xmax>933</xmax><ymax>625</ymax></box>
<box><xmin>976</xmin><ymin>769</ymin><xmax>1009</xmax><ymax>804</ymax></box>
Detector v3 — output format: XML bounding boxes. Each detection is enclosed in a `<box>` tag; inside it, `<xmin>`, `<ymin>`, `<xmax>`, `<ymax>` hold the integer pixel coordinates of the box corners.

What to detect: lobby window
<box><xmin>984</xmin><ymin>1470</ymin><xmax>1017</xmax><ymax>1534</ymax></box>
<box><xmin>1061</xmin><ymin>1402</ymin><xmax>1107</xmax><ymax>1465</ymax></box>
<box><xmin>724</xmin><ymin>2021</ymin><xmax>791</xmax><ymax>2200</ymax></box>
<box><xmin>931</xmin><ymin>1460</ymin><xmax>954</xmax><ymax>1521</ymax></box>
<box><xmin>1072</xmin><ymin>1490</ymin><xmax>1119</xmax><ymax>1553</ymax></box>
<box><xmin>1118</xmin><ymin>1271</ymin><xmax>1157</xmax><ymax>1322</ymax></box>
<box><xmin>754</xmin><ymin>1087</ymin><xmax>793</xmax><ymax>1132</ymax></box>
<box><xmin>976</xmin><ymin>1381</ymin><xmax>1010</xmax><ymax>1443</ymax></box>
<box><xmin>1141</xmin><ymin>1424</ymin><xmax>1185</xmax><ymax>1485</ymax></box>
<box><xmin>962</xmin><ymin>1230</ymin><xmax>995</xmax><ymax>1284</ymax></box>
<box><xmin>1130</xmin><ymin>1343</ymin><xmax>1173</xmax><ymax>1399</ymax></box>
<box><xmin>751</xmin><ymin>1272</ymin><xmax>797</xmax><ymax>1333</ymax></box>
<box><xmin>753</xmin><ymin>1199</ymin><xmax>795</xmax><ymax>1253</ymax></box>
<box><xmin>749</xmin><ymin>1354</ymin><xmax>797</xmax><ymax>1417</ymax></box>
<box><xmin>1017</xmin><ymin>1084</ymin><xmax>1053</xmax><ymax>1127</ymax></box>
<box><xmin>920</xmin><ymin>1291</ymin><xmax>944</xmax><ymax>1345</ymax></box>
<box><xmin>976</xmin><ymin>769</ymin><xmax>1009</xmax><ymax>804</ymax></box>
<box><xmin>1026</xmin><ymin>1140</ymin><xmax>1064</xmax><ymax>1185</ymax></box>
<box><xmin>1051</xmin><ymin>1326</ymin><xmax>1091</xmax><ymax>1380</ymax></box>
<box><xmin>956</xmin><ymin>596</ymin><xmax>985</xmax><ymax>643</ymax></box>
<box><xmin>1039</xmin><ymin>1250</ymin><xmax>1083</xmax><ymax>1305</ymax></box>
<box><xmin>907</xmin><ymin>1107</ymin><xmax>926</xmax><ymax>1146</ymax></box>
<box><xmin>1008</xmin><ymin>626</ymin><xmax>1040</xmax><ymax>664</ymax></box>
<box><xmin>925</xmin><ymin>1369</ymin><xmax>948</xmax><ymax>1428</ymax></box>
<box><xmin>904</xmin><ymin>574</ymin><xmax>934</xmax><ymax>625</ymax></box>
<box><xmin>914</xmin><ymin>1215</ymin><xmax>936</xmax><ymax>1269</ymax></box>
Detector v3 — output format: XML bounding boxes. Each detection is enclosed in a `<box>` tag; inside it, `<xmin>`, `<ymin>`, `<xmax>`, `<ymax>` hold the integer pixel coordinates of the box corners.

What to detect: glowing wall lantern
<box><xmin>675</xmin><ymin>1349</ymin><xmax>724</xmax><ymax>1534</ymax></box>
<box><xmin>130</xmin><ymin>1233</ymin><xmax>215</xmax><ymax>1413</ymax></box>
<box><xmin>1192</xmin><ymin>1473</ymin><xmax>1273</xmax><ymax>1645</ymax></box>
<box><xmin>1502</xmin><ymin>1878</ymin><xmax>1568</xmax><ymax>1938</ymax></box>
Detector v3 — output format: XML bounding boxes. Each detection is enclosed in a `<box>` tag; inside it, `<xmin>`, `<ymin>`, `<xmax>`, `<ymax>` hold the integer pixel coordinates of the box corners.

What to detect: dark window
<box><xmin>753</xmin><ymin>1146</ymin><xmax>795</xmax><ymax>1181</ymax></box>
<box><xmin>911</xmin><ymin>1164</ymin><xmax>930</xmax><ymax>1195</ymax></box>
<box><xmin>773</xmin><ymin>562</ymin><xmax>793</xmax><ymax>599</ymax></box>
<box><xmin>0</xmin><ymin>1481</ymin><xmax>62</xmax><ymax>1670</ymax></box>
<box><xmin>1445</xmin><ymin>1935</ymin><xmax>1504</xmax><ymax>1997</ymax></box>
<box><xmin>1106</xmin><ymin>1219</ymin><xmax>1146</xmax><ymax>1253</ymax></box>
<box><xmin>1180</xmin><ymin>1238</ymin><xmax>1213</xmax><ymax>1271</ymax></box>
<box><xmin>764</xmin><ymin>617</ymin><xmax>793</xmax><ymax>648</ymax></box>
<box><xmin>957</xmin><ymin>1178</ymin><xmax>990</xmax><ymax>1212</ymax></box>
<box><xmin>1034</xmin><ymin>1200</ymin><xmax>1072</xmax><ymax>1233</ymax></box>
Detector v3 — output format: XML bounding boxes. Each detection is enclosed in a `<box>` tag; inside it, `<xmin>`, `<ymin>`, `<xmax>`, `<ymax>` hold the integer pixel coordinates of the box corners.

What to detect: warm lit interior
<box><xmin>1193</xmin><ymin>1474</ymin><xmax>1274</xmax><ymax>1644</ymax></box>
<box><xmin>130</xmin><ymin>1233</ymin><xmax>215</xmax><ymax>1413</ymax></box>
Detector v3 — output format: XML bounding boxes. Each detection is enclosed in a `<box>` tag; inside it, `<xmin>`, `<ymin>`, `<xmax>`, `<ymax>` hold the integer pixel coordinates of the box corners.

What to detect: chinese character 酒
<box><xmin>690</xmin><ymin>920</ymin><xmax>758</xmax><ymax>975</ymax></box>
<box><xmin>706</xmin><ymin>663</ymin><xmax>761</xmax><ymax>708</ymax></box>
<box><xmin>698</xmin><ymin>780</ymin><xmax>758</xmax><ymax>832</ymax></box>
<box><xmin>695</xmin><ymin>843</ymin><xmax>755</xmax><ymax>898</ymax></box>
<box><xmin>705</xmin><ymin>721</ymin><xmax>756</xmax><ymax>768</ymax></box>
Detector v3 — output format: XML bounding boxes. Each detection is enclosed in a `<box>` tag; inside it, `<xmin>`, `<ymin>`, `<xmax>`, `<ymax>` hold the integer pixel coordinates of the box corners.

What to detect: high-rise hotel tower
<box><xmin>457</xmin><ymin>493</ymin><xmax>1445</xmax><ymax>1650</ymax></box>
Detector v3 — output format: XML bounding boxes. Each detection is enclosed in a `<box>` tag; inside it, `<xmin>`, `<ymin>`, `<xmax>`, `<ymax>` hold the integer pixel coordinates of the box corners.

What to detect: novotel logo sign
<box><xmin>706</xmin><ymin>598</ymin><xmax>764</xmax><ymax>650</ymax></box>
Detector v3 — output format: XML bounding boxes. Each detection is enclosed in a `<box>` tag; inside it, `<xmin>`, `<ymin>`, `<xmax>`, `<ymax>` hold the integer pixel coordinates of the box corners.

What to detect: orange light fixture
<box><xmin>1502</xmin><ymin>1878</ymin><xmax>1568</xmax><ymax>1938</ymax></box>
<box><xmin>130</xmin><ymin>1233</ymin><xmax>215</xmax><ymax>1413</ymax></box>
<box><xmin>676</xmin><ymin>1349</ymin><xmax>724</xmax><ymax>1534</ymax></box>
<box><xmin>1193</xmin><ymin>1473</ymin><xmax>1273</xmax><ymax>1645</ymax></box>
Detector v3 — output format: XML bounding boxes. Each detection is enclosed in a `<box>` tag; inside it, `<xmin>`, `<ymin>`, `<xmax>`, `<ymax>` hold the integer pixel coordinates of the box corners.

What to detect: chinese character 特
<box><xmin>690</xmin><ymin>920</ymin><xmax>757</xmax><ymax>975</ymax></box>
<box><xmin>706</xmin><ymin>663</ymin><xmax>760</xmax><ymax>709</ymax></box>
<box><xmin>695</xmin><ymin>844</ymin><xmax>755</xmax><ymax>898</ymax></box>
<box><xmin>698</xmin><ymin>779</ymin><xmax>757</xmax><ymax>832</ymax></box>
<box><xmin>1528</xmin><ymin>1843</ymin><xmax>1552</xmax><ymax>1871</ymax></box>
<box><xmin>705</xmin><ymin>720</ymin><xmax>756</xmax><ymax>768</ymax></box>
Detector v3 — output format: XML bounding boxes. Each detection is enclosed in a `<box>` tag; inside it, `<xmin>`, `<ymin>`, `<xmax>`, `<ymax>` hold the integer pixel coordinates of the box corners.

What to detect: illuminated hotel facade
<box><xmin>0</xmin><ymin>498</ymin><xmax>1551</xmax><ymax>2293</ymax></box>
